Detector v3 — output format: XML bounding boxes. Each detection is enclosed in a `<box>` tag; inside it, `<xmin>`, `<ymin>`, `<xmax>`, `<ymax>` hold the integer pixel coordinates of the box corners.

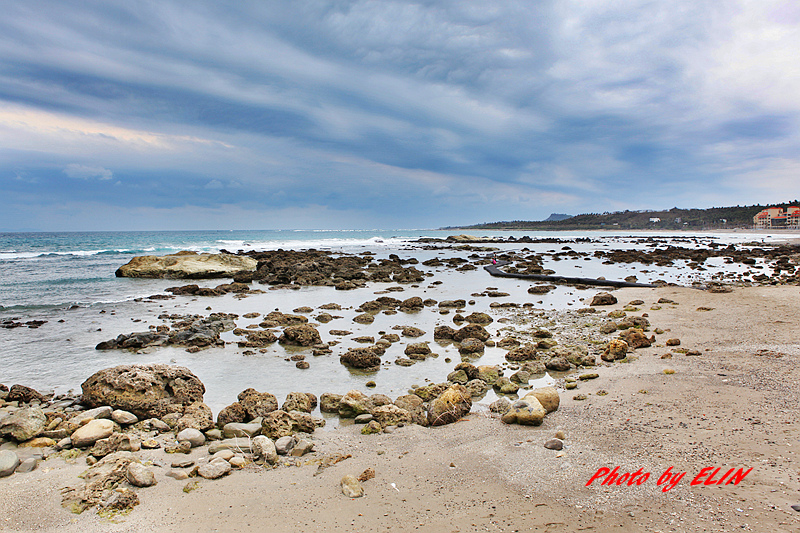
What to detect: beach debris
<box><xmin>341</xmin><ymin>475</ymin><xmax>364</xmax><ymax>498</ymax></box>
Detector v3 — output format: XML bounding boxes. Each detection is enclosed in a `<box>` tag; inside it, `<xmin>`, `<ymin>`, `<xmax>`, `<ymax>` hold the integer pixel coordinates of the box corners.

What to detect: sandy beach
<box><xmin>2</xmin><ymin>283</ymin><xmax>799</xmax><ymax>532</ymax></box>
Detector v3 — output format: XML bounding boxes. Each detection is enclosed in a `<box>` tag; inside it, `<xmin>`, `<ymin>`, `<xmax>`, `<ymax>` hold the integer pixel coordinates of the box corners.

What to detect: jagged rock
<box><xmin>591</xmin><ymin>292</ymin><xmax>617</xmax><ymax>306</ymax></box>
<box><xmin>319</xmin><ymin>393</ymin><xmax>343</xmax><ymax>413</ymax></box>
<box><xmin>476</xmin><ymin>365</ymin><xmax>500</xmax><ymax>384</ymax></box>
<box><xmin>404</xmin><ymin>342</ymin><xmax>432</xmax><ymax>359</ymax></box>
<box><xmin>447</xmin><ymin>369</ymin><xmax>469</xmax><ymax>384</ymax></box>
<box><xmin>393</xmin><ymin>395</ymin><xmax>427</xmax><ymax>426</ymax></box>
<box><xmin>401</xmin><ymin>327</ymin><xmax>425</xmax><ymax>338</ymax></box>
<box><xmin>453</xmin><ymin>324</ymin><xmax>490</xmax><ymax>342</ymax></box>
<box><xmin>0</xmin><ymin>406</ymin><xmax>46</xmax><ymax>442</ymax></box>
<box><xmin>545</xmin><ymin>356</ymin><xmax>571</xmax><ymax>371</ymax></box>
<box><xmin>217</xmin><ymin>401</ymin><xmax>247</xmax><ymax>426</ymax></box>
<box><xmin>618</xmin><ymin>329</ymin><xmax>654</xmax><ymax>349</ymax></box>
<box><xmin>6</xmin><ymin>385</ymin><xmax>46</xmax><ymax>404</ymax></box>
<box><xmin>260</xmin><ymin>410</ymin><xmax>323</xmax><ymax>439</ymax></box>
<box><xmin>176</xmin><ymin>402</ymin><xmax>214</xmax><ymax>432</ymax></box>
<box><xmin>279</xmin><ymin>325</ymin><xmax>322</xmax><ymax>347</ymax></box>
<box><xmin>115</xmin><ymin>252</ymin><xmax>257</xmax><ymax>279</ymax></box>
<box><xmin>458</xmin><ymin>338</ymin><xmax>485</xmax><ymax>354</ymax></box>
<box><xmin>489</xmin><ymin>397</ymin><xmax>512</xmax><ymax>414</ymax></box>
<box><xmin>464</xmin><ymin>312</ymin><xmax>492</xmax><ymax>324</ymax></box>
<box><xmin>427</xmin><ymin>384</ymin><xmax>471</xmax><ymax>426</ymax></box>
<box><xmin>282</xmin><ymin>392</ymin><xmax>317</xmax><ymax>413</ymax></box>
<box><xmin>338</xmin><ymin>390</ymin><xmax>370</xmax><ymax>418</ymax></box>
<box><xmin>464</xmin><ymin>379</ymin><xmax>490</xmax><ymax>397</ymax></box>
<box><xmin>400</xmin><ymin>297</ymin><xmax>424</xmax><ymax>310</ymax></box>
<box><xmin>237</xmin><ymin>389</ymin><xmax>278</xmax><ymax>420</ymax></box>
<box><xmin>371</xmin><ymin>405</ymin><xmax>412</xmax><ymax>427</ymax></box>
<box><xmin>90</xmin><ymin>433</ymin><xmax>138</xmax><ymax>458</ymax></box>
<box><xmin>80</xmin><ymin>364</ymin><xmax>205</xmax><ymax>419</ymax></box>
<box><xmin>61</xmin><ymin>451</ymin><xmax>138</xmax><ymax>514</ymax></box>
<box><xmin>493</xmin><ymin>377</ymin><xmax>519</xmax><ymax>394</ymax></box>
<box><xmin>602</xmin><ymin>339</ymin><xmax>629</xmax><ymax>361</ymax></box>
<box><xmin>340</xmin><ymin>347</ymin><xmax>382</xmax><ymax>369</ymax></box>
<box><xmin>433</xmin><ymin>325</ymin><xmax>456</xmax><ymax>339</ymax></box>
<box><xmin>505</xmin><ymin>344</ymin><xmax>538</xmax><ymax>362</ymax></box>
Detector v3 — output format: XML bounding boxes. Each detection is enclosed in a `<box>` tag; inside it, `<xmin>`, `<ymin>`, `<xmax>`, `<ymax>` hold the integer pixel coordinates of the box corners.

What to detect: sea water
<box><xmin>0</xmin><ymin>229</ymin><xmax>795</xmax><ymax>419</ymax></box>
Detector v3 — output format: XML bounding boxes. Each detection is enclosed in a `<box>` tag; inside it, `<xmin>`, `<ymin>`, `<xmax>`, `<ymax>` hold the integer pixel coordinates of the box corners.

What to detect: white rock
<box><xmin>126</xmin><ymin>462</ymin><xmax>156</xmax><ymax>487</ymax></box>
<box><xmin>198</xmin><ymin>460</ymin><xmax>231</xmax><ymax>479</ymax></box>
<box><xmin>176</xmin><ymin>428</ymin><xmax>205</xmax><ymax>448</ymax></box>
<box><xmin>71</xmin><ymin>419</ymin><xmax>115</xmax><ymax>448</ymax></box>
<box><xmin>0</xmin><ymin>450</ymin><xmax>20</xmax><ymax>477</ymax></box>
<box><xmin>111</xmin><ymin>410</ymin><xmax>139</xmax><ymax>425</ymax></box>
<box><xmin>341</xmin><ymin>475</ymin><xmax>364</xmax><ymax>498</ymax></box>
<box><xmin>252</xmin><ymin>436</ymin><xmax>278</xmax><ymax>465</ymax></box>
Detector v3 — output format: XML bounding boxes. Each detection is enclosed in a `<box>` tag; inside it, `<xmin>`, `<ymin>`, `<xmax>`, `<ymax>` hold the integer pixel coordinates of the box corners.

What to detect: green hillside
<box><xmin>451</xmin><ymin>202</ymin><xmax>800</xmax><ymax>230</ymax></box>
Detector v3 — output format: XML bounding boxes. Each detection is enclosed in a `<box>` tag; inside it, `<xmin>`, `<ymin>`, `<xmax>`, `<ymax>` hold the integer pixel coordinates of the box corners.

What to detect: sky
<box><xmin>1</xmin><ymin>0</ymin><xmax>799</xmax><ymax>231</ymax></box>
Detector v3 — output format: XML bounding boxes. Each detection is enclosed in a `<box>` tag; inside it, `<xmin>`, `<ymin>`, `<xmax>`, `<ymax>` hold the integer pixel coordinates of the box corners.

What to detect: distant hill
<box><xmin>544</xmin><ymin>213</ymin><xmax>572</xmax><ymax>222</ymax></box>
<box><xmin>449</xmin><ymin>202</ymin><xmax>800</xmax><ymax>230</ymax></box>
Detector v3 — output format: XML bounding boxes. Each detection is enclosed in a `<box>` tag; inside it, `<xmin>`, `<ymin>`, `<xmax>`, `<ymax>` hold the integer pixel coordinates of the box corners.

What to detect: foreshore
<box><xmin>2</xmin><ymin>283</ymin><xmax>799</xmax><ymax>532</ymax></box>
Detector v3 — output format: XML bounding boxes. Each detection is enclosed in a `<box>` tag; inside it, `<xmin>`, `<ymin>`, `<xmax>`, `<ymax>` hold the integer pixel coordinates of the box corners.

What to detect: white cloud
<box><xmin>64</xmin><ymin>163</ymin><xmax>113</xmax><ymax>180</ymax></box>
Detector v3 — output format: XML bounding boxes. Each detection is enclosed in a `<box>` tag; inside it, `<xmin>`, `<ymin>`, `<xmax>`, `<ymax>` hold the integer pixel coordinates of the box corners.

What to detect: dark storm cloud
<box><xmin>0</xmin><ymin>0</ymin><xmax>798</xmax><ymax>230</ymax></box>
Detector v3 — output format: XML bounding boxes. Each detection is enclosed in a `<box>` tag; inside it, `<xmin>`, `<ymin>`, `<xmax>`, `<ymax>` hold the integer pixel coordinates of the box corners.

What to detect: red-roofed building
<box><xmin>754</xmin><ymin>207</ymin><xmax>800</xmax><ymax>229</ymax></box>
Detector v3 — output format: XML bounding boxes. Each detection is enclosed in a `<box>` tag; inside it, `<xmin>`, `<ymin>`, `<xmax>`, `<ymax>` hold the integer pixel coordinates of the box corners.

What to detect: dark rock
<box><xmin>80</xmin><ymin>364</ymin><xmax>205</xmax><ymax>419</ymax></box>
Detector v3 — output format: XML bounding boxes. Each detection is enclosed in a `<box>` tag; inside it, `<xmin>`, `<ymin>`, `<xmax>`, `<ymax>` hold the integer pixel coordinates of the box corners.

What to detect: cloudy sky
<box><xmin>1</xmin><ymin>0</ymin><xmax>799</xmax><ymax>230</ymax></box>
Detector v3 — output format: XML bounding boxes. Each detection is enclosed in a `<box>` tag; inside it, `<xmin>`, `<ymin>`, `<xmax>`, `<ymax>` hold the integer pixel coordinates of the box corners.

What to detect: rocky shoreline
<box><xmin>3</xmin><ymin>237</ymin><xmax>800</xmax><ymax>530</ymax></box>
<box><xmin>2</xmin><ymin>285</ymin><xmax>682</xmax><ymax>518</ymax></box>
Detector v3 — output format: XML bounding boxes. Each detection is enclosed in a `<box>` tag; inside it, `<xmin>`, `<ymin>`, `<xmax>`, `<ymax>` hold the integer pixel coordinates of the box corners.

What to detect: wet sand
<box><xmin>2</xmin><ymin>284</ymin><xmax>799</xmax><ymax>532</ymax></box>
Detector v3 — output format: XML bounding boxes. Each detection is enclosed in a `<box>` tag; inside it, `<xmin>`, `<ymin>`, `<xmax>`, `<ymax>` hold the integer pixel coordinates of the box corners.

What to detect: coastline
<box><xmin>2</xmin><ymin>284</ymin><xmax>799</xmax><ymax>532</ymax></box>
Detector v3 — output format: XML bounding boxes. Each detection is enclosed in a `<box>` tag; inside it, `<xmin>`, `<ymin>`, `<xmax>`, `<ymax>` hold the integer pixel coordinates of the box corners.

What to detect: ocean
<box><xmin>1</xmin><ymin>228</ymin><xmax>795</xmax><ymax>420</ymax></box>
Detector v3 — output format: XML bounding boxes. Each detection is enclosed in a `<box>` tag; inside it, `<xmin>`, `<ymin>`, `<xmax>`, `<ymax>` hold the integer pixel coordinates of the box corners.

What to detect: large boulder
<box><xmin>427</xmin><ymin>384</ymin><xmax>472</xmax><ymax>426</ymax></box>
<box><xmin>80</xmin><ymin>364</ymin><xmax>205</xmax><ymax>419</ymax></box>
<box><xmin>115</xmin><ymin>252</ymin><xmax>257</xmax><ymax>279</ymax></box>
<box><xmin>0</xmin><ymin>407</ymin><xmax>46</xmax><ymax>442</ymax></box>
